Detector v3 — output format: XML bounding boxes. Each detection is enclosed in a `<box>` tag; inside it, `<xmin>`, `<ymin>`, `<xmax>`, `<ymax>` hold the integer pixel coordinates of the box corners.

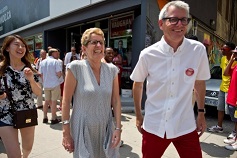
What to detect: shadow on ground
<box><xmin>201</xmin><ymin>142</ymin><xmax>234</xmax><ymax>158</ymax></box>
<box><xmin>119</xmin><ymin>144</ymin><xmax>140</xmax><ymax>158</ymax></box>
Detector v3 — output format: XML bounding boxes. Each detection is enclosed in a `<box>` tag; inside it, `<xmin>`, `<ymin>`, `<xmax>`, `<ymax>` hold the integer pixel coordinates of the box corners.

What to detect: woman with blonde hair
<box><xmin>62</xmin><ymin>28</ymin><xmax>121</xmax><ymax>157</ymax></box>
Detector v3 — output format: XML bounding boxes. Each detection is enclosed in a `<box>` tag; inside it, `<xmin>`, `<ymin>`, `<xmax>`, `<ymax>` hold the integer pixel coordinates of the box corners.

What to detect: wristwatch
<box><xmin>198</xmin><ymin>109</ymin><xmax>206</xmax><ymax>113</ymax></box>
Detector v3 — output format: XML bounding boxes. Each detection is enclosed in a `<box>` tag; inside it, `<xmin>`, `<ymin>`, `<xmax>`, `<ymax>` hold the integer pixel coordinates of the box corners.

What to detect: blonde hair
<box><xmin>159</xmin><ymin>1</ymin><xmax>190</xmax><ymax>20</ymax></box>
<box><xmin>81</xmin><ymin>28</ymin><xmax>104</xmax><ymax>46</ymax></box>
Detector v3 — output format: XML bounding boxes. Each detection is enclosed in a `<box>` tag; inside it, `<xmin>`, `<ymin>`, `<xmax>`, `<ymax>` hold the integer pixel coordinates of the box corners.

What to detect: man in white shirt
<box><xmin>35</xmin><ymin>49</ymin><xmax>47</xmax><ymax>109</ymax></box>
<box><xmin>39</xmin><ymin>48</ymin><xmax>62</xmax><ymax>124</ymax></box>
<box><xmin>64</xmin><ymin>46</ymin><xmax>80</xmax><ymax>66</ymax></box>
<box><xmin>130</xmin><ymin>1</ymin><xmax>210</xmax><ymax>157</ymax></box>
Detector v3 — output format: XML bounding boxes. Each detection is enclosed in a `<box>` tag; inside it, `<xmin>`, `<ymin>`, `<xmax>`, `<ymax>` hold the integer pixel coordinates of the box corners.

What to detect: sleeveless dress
<box><xmin>68</xmin><ymin>60</ymin><xmax>120</xmax><ymax>158</ymax></box>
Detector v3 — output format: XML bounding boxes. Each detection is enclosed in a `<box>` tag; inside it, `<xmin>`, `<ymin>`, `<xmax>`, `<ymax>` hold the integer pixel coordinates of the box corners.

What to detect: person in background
<box><xmin>62</xmin><ymin>28</ymin><xmax>121</xmax><ymax>157</ymax></box>
<box><xmin>64</xmin><ymin>46</ymin><xmax>80</xmax><ymax>67</ymax></box>
<box><xmin>113</xmin><ymin>48</ymin><xmax>122</xmax><ymax>66</ymax></box>
<box><xmin>55</xmin><ymin>48</ymin><xmax>64</xmax><ymax>111</ymax></box>
<box><xmin>117</xmin><ymin>40</ymin><xmax>128</xmax><ymax>66</ymax></box>
<box><xmin>0</xmin><ymin>35</ymin><xmax>41</xmax><ymax>158</ymax></box>
<box><xmin>130</xmin><ymin>1</ymin><xmax>210</xmax><ymax>157</ymax></box>
<box><xmin>35</xmin><ymin>49</ymin><xmax>47</xmax><ymax>109</ymax></box>
<box><xmin>47</xmin><ymin>46</ymin><xmax>52</xmax><ymax>52</ymax></box>
<box><xmin>39</xmin><ymin>48</ymin><xmax>62</xmax><ymax>124</ymax></box>
<box><xmin>66</xmin><ymin>55</ymin><xmax>78</xmax><ymax>70</ymax></box>
<box><xmin>113</xmin><ymin>49</ymin><xmax>123</xmax><ymax>92</ymax></box>
<box><xmin>101</xmin><ymin>47</ymin><xmax>114</xmax><ymax>63</ymax></box>
<box><xmin>223</xmin><ymin>47</ymin><xmax>237</xmax><ymax>150</ymax></box>
<box><xmin>208</xmin><ymin>42</ymin><xmax>236</xmax><ymax>138</ymax></box>
<box><xmin>102</xmin><ymin>47</ymin><xmax>124</xmax><ymax>147</ymax></box>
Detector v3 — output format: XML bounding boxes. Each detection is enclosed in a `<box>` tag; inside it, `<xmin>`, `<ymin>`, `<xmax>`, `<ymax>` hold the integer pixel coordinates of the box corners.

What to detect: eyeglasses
<box><xmin>87</xmin><ymin>40</ymin><xmax>105</xmax><ymax>46</ymax></box>
<box><xmin>162</xmin><ymin>17</ymin><xmax>191</xmax><ymax>26</ymax></box>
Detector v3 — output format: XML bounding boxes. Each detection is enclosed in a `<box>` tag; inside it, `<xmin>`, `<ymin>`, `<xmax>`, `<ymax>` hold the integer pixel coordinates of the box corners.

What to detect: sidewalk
<box><xmin>0</xmin><ymin>108</ymin><xmax>237</xmax><ymax>157</ymax></box>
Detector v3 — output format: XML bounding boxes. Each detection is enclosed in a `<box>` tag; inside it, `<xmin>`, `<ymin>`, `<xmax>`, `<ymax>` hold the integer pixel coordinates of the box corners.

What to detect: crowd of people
<box><xmin>0</xmin><ymin>0</ymin><xmax>237</xmax><ymax>157</ymax></box>
<box><xmin>207</xmin><ymin>42</ymin><xmax>237</xmax><ymax>151</ymax></box>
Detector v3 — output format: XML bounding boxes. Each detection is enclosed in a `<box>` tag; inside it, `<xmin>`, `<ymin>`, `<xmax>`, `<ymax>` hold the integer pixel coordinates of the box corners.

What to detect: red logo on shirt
<box><xmin>185</xmin><ymin>68</ymin><xmax>194</xmax><ymax>76</ymax></box>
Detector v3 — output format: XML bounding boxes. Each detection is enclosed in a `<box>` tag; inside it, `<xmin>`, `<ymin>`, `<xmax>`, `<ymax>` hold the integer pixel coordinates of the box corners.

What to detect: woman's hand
<box><xmin>23</xmin><ymin>67</ymin><xmax>34</xmax><ymax>82</ymax></box>
<box><xmin>62</xmin><ymin>134</ymin><xmax>74</xmax><ymax>153</ymax></box>
<box><xmin>111</xmin><ymin>129</ymin><xmax>121</xmax><ymax>148</ymax></box>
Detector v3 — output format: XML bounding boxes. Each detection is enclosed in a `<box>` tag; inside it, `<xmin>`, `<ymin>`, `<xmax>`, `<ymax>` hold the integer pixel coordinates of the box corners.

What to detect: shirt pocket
<box><xmin>184</xmin><ymin>68</ymin><xmax>197</xmax><ymax>83</ymax></box>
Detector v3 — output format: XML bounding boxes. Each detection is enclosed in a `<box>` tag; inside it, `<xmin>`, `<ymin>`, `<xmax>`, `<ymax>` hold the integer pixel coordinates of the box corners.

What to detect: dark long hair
<box><xmin>0</xmin><ymin>35</ymin><xmax>36</xmax><ymax>76</ymax></box>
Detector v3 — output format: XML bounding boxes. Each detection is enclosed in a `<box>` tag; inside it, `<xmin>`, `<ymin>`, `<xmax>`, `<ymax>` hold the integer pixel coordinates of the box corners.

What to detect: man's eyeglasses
<box><xmin>162</xmin><ymin>17</ymin><xmax>191</xmax><ymax>26</ymax></box>
<box><xmin>87</xmin><ymin>40</ymin><xmax>105</xmax><ymax>46</ymax></box>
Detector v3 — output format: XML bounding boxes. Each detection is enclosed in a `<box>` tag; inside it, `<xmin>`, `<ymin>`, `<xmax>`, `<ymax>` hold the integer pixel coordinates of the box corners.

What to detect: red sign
<box><xmin>110</xmin><ymin>14</ymin><xmax>133</xmax><ymax>38</ymax></box>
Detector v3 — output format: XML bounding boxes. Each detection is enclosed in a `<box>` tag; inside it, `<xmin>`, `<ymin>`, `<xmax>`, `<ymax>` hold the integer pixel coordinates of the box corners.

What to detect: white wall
<box><xmin>50</xmin><ymin>0</ymin><xmax>104</xmax><ymax>18</ymax></box>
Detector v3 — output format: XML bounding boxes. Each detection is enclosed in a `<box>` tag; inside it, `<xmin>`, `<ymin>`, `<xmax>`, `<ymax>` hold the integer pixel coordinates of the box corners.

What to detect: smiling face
<box><xmin>82</xmin><ymin>33</ymin><xmax>105</xmax><ymax>62</ymax></box>
<box><xmin>221</xmin><ymin>45</ymin><xmax>232</xmax><ymax>56</ymax></box>
<box><xmin>104</xmin><ymin>47</ymin><xmax>114</xmax><ymax>63</ymax></box>
<box><xmin>159</xmin><ymin>5</ymin><xmax>189</xmax><ymax>47</ymax></box>
<box><xmin>7</xmin><ymin>38</ymin><xmax>26</xmax><ymax>60</ymax></box>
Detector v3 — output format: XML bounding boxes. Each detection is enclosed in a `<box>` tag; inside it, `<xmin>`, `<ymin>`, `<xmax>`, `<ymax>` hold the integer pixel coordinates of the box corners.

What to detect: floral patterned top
<box><xmin>0</xmin><ymin>66</ymin><xmax>39</xmax><ymax>125</ymax></box>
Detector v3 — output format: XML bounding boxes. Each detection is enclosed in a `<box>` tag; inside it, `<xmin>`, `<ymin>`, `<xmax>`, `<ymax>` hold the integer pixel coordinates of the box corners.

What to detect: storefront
<box><xmin>0</xmin><ymin>0</ymin><xmax>160</xmax><ymax>96</ymax></box>
<box><xmin>59</xmin><ymin>12</ymin><xmax>135</xmax><ymax>93</ymax></box>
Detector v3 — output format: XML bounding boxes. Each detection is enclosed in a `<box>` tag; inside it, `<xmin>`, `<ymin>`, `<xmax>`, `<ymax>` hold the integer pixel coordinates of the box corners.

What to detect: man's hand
<box><xmin>136</xmin><ymin>116</ymin><xmax>144</xmax><ymax>134</ymax></box>
<box><xmin>196</xmin><ymin>113</ymin><xmax>206</xmax><ymax>137</ymax></box>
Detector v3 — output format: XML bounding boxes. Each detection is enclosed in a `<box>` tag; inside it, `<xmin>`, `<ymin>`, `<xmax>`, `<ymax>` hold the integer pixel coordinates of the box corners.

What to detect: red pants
<box><xmin>142</xmin><ymin>129</ymin><xmax>202</xmax><ymax>158</ymax></box>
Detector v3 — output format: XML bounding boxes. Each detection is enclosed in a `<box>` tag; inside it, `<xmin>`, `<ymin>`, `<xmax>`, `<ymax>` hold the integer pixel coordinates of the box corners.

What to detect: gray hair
<box><xmin>159</xmin><ymin>1</ymin><xmax>190</xmax><ymax>20</ymax></box>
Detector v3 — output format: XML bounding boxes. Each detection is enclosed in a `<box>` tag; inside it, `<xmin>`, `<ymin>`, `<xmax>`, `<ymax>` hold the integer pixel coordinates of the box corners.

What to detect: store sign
<box><xmin>110</xmin><ymin>14</ymin><xmax>133</xmax><ymax>38</ymax></box>
<box><xmin>0</xmin><ymin>0</ymin><xmax>49</xmax><ymax>35</ymax></box>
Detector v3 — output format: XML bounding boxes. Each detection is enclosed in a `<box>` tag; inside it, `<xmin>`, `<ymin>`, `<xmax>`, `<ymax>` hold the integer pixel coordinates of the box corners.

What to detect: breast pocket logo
<box><xmin>185</xmin><ymin>68</ymin><xmax>194</xmax><ymax>76</ymax></box>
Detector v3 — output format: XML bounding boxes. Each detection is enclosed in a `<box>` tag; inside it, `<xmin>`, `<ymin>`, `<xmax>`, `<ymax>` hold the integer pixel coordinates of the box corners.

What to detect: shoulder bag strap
<box><xmin>2</xmin><ymin>75</ymin><xmax>15</xmax><ymax>112</ymax></box>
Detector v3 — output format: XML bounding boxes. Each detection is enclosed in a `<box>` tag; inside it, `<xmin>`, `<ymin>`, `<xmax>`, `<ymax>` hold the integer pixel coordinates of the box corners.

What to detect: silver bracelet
<box><xmin>62</xmin><ymin>120</ymin><xmax>70</xmax><ymax>125</ymax></box>
<box><xmin>115</xmin><ymin>127</ymin><xmax>122</xmax><ymax>131</ymax></box>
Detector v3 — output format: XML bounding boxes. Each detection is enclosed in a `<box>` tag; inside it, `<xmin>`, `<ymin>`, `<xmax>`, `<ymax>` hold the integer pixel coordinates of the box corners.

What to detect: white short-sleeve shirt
<box><xmin>130</xmin><ymin>37</ymin><xmax>210</xmax><ymax>139</ymax></box>
<box><xmin>39</xmin><ymin>56</ymin><xmax>62</xmax><ymax>88</ymax></box>
<box><xmin>64</xmin><ymin>52</ymin><xmax>80</xmax><ymax>66</ymax></box>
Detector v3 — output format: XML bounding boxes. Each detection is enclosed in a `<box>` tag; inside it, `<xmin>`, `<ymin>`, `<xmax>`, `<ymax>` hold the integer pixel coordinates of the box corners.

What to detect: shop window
<box><xmin>109</xmin><ymin>14</ymin><xmax>134</xmax><ymax>93</ymax></box>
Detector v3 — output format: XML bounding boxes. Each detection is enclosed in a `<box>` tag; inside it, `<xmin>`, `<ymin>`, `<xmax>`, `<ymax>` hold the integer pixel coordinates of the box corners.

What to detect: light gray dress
<box><xmin>68</xmin><ymin>60</ymin><xmax>120</xmax><ymax>158</ymax></box>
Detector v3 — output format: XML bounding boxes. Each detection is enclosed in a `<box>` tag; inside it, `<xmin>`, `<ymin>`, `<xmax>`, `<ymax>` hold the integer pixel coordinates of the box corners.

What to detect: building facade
<box><xmin>0</xmin><ymin>0</ymin><xmax>223</xmax><ymax>93</ymax></box>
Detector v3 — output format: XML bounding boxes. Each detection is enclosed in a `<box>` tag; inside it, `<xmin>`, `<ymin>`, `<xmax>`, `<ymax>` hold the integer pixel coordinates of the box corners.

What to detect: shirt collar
<box><xmin>160</xmin><ymin>36</ymin><xmax>187</xmax><ymax>53</ymax></box>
